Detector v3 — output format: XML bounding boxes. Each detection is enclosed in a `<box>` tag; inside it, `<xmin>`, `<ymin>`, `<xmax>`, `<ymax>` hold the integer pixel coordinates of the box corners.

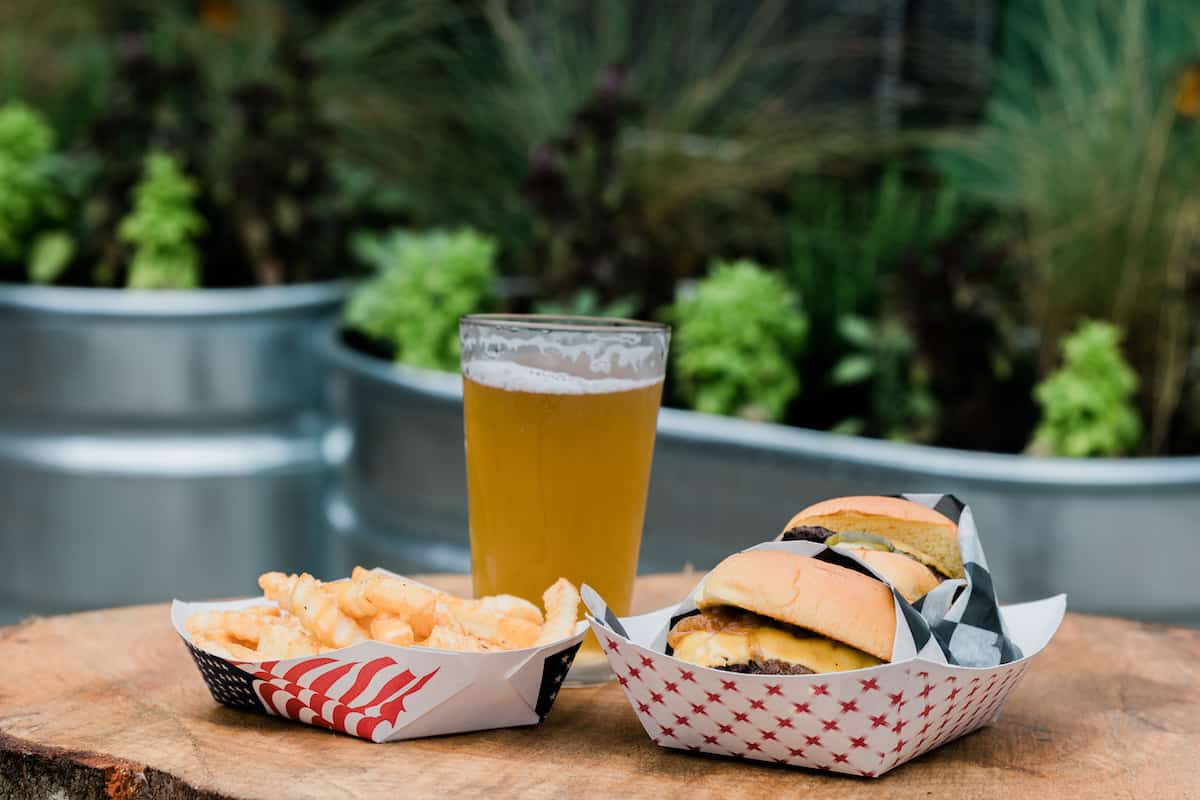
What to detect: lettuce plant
<box><xmin>0</xmin><ymin>102</ymin><xmax>72</xmax><ymax>282</ymax></box>
<box><xmin>1031</xmin><ymin>321</ymin><xmax>1141</xmax><ymax>457</ymax></box>
<box><xmin>670</xmin><ymin>260</ymin><xmax>807</xmax><ymax>422</ymax></box>
<box><xmin>118</xmin><ymin>153</ymin><xmax>205</xmax><ymax>290</ymax></box>
<box><xmin>344</xmin><ymin>228</ymin><xmax>498</xmax><ymax>372</ymax></box>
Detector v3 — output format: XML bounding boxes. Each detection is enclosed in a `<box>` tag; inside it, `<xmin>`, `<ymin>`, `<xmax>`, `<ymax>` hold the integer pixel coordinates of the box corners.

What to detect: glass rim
<box><xmin>460</xmin><ymin>313</ymin><xmax>669</xmax><ymax>334</ymax></box>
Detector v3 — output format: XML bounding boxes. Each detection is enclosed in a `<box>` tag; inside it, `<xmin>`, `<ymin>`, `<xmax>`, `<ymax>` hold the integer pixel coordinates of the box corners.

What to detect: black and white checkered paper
<box><xmin>584</xmin><ymin>493</ymin><xmax>1020</xmax><ymax>668</ymax></box>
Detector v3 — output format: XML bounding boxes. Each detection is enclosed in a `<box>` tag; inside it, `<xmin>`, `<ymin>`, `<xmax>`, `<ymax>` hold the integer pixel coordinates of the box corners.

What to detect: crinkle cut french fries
<box><xmin>185</xmin><ymin>568</ymin><xmax>581</xmax><ymax>660</ymax></box>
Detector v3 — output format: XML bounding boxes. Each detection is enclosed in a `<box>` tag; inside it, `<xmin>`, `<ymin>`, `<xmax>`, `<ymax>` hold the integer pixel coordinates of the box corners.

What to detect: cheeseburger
<box><xmin>781</xmin><ymin>496</ymin><xmax>962</xmax><ymax>602</ymax></box>
<box><xmin>666</xmin><ymin>550</ymin><xmax>895</xmax><ymax>675</ymax></box>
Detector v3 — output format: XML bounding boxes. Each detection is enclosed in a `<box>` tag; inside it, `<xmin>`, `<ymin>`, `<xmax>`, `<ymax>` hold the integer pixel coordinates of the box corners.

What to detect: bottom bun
<box><xmin>850</xmin><ymin>549</ymin><xmax>941</xmax><ymax>602</ymax></box>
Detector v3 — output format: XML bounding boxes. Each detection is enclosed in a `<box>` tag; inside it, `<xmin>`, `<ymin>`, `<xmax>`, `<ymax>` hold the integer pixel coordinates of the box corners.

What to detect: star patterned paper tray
<box><xmin>172</xmin><ymin>578</ymin><xmax>586</xmax><ymax>742</ymax></box>
<box><xmin>586</xmin><ymin>596</ymin><xmax>1063</xmax><ymax>777</ymax></box>
<box><xmin>584</xmin><ymin>497</ymin><xmax>1066</xmax><ymax>779</ymax></box>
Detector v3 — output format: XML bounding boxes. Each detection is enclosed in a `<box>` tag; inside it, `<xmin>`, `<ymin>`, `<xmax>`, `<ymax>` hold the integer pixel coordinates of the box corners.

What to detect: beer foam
<box><xmin>463</xmin><ymin>360</ymin><xmax>662</xmax><ymax>395</ymax></box>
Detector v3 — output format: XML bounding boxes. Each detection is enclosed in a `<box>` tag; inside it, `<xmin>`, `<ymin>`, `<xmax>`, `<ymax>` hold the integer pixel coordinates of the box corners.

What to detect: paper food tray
<box><xmin>172</xmin><ymin>573</ymin><xmax>586</xmax><ymax>742</ymax></box>
<box><xmin>585</xmin><ymin>493</ymin><xmax>1066</xmax><ymax>777</ymax></box>
<box><xmin>588</xmin><ymin>594</ymin><xmax>1063</xmax><ymax>777</ymax></box>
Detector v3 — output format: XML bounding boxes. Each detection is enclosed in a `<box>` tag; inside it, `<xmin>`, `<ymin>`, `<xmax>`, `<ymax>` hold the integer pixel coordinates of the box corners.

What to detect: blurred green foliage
<box><xmin>829</xmin><ymin>314</ymin><xmax>937</xmax><ymax>442</ymax></box>
<box><xmin>788</xmin><ymin>168</ymin><xmax>963</xmax><ymax>340</ymax></box>
<box><xmin>786</xmin><ymin>168</ymin><xmax>967</xmax><ymax>386</ymax></box>
<box><xmin>118</xmin><ymin>153</ymin><xmax>205</xmax><ymax>289</ymax></box>
<box><xmin>360</xmin><ymin>0</ymin><xmax>889</xmax><ymax>314</ymax></box>
<box><xmin>0</xmin><ymin>0</ymin><xmax>1196</xmax><ymax>457</ymax></box>
<box><xmin>344</xmin><ymin>229</ymin><xmax>498</xmax><ymax>371</ymax></box>
<box><xmin>669</xmin><ymin>260</ymin><xmax>807</xmax><ymax>422</ymax></box>
<box><xmin>1031</xmin><ymin>321</ymin><xmax>1141</xmax><ymax>457</ymax></box>
<box><xmin>0</xmin><ymin>103</ymin><xmax>70</xmax><ymax>280</ymax></box>
<box><xmin>937</xmin><ymin>0</ymin><xmax>1200</xmax><ymax>452</ymax></box>
<box><xmin>534</xmin><ymin>289</ymin><xmax>639</xmax><ymax>320</ymax></box>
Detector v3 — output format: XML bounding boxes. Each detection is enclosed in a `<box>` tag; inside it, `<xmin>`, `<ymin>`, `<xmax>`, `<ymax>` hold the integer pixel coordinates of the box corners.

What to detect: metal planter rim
<box><xmin>0</xmin><ymin>280</ymin><xmax>356</xmax><ymax>320</ymax></box>
<box><xmin>322</xmin><ymin>327</ymin><xmax>1200</xmax><ymax>491</ymax></box>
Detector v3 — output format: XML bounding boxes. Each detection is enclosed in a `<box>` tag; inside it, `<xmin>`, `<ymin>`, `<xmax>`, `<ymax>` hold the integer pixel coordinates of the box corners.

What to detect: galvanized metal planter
<box><xmin>0</xmin><ymin>282</ymin><xmax>349</xmax><ymax>621</ymax></box>
<box><xmin>324</xmin><ymin>331</ymin><xmax>1200</xmax><ymax>625</ymax></box>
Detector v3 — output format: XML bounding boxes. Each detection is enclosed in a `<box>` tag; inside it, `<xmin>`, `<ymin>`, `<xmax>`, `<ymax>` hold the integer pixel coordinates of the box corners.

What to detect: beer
<box><xmin>460</xmin><ymin>316</ymin><xmax>669</xmax><ymax>684</ymax></box>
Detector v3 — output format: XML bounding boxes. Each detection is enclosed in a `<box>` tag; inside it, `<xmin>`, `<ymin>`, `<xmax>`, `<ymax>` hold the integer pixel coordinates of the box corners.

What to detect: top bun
<box><xmin>696</xmin><ymin>550</ymin><xmax>895</xmax><ymax>661</ymax></box>
<box><xmin>784</xmin><ymin>496</ymin><xmax>963</xmax><ymax>579</ymax></box>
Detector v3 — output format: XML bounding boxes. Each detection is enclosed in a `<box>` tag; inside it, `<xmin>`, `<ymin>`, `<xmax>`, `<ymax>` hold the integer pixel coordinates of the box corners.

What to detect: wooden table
<box><xmin>1</xmin><ymin>574</ymin><xmax>1197</xmax><ymax>799</ymax></box>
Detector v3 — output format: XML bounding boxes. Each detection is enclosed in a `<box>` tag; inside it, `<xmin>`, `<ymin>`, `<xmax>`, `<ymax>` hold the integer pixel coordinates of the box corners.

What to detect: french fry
<box><xmin>445</xmin><ymin>600</ymin><xmax>542</xmax><ymax>649</ymax></box>
<box><xmin>256</xmin><ymin>622</ymin><xmax>325</xmax><ymax>659</ymax></box>
<box><xmin>259</xmin><ymin>572</ymin><xmax>368</xmax><ymax>649</ymax></box>
<box><xmin>423</xmin><ymin>623</ymin><xmax>493</xmax><ymax>652</ymax></box>
<box><xmin>534</xmin><ymin>578</ymin><xmax>581</xmax><ymax>646</ymax></box>
<box><xmin>478</xmin><ymin>594</ymin><xmax>544</xmax><ymax>626</ymax></box>
<box><xmin>188</xmin><ymin>570</ymin><xmax>582</xmax><ymax>659</ymax></box>
<box><xmin>364</xmin><ymin>576</ymin><xmax>439</xmax><ymax>641</ymax></box>
<box><xmin>193</xmin><ymin>631</ymin><xmax>262</xmax><ymax>661</ymax></box>
<box><xmin>186</xmin><ymin>607</ymin><xmax>279</xmax><ymax>647</ymax></box>
<box><xmin>327</xmin><ymin>578</ymin><xmax>377</xmax><ymax>619</ymax></box>
<box><xmin>369</xmin><ymin>613</ymin><xmax>416</xmax><ymax>647</ymax></box>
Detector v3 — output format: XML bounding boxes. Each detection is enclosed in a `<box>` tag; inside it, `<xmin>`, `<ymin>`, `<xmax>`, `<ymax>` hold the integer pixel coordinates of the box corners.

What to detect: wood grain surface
<box><xmin>1</xmin><ymin>573</ymin><xmax>1197</xmax><ymax>800</ymax></box>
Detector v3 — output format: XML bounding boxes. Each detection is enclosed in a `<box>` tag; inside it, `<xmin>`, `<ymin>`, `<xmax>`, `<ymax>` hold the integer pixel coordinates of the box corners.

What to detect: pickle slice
<box><xmin>825</xmin><ymin>531</ymin><xmax>896</xmax><ymax>552</ymax></box>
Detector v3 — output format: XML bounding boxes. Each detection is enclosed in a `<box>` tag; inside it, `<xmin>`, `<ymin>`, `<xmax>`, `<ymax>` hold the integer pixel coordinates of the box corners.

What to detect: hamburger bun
<box><xmin>783</xmin><ymin>495</ymin><xmax>963</xmax><ymax>579</ymax></box>
<box><xmin>695</xmin><ymin>550</ymin><xmax>895</xmax><ymax>661</ymax></box>
<box><xmin>849</xmin><ymin>548</ymin><xmax>941</xmax><ymax>603</ymax></box>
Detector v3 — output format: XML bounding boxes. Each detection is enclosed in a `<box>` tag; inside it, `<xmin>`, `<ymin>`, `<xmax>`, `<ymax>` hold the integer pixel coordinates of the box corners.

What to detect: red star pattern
<box><xmin>594</xmin><ymin>623</ymin><xmax>1035</xmax><ymax>778</ymax></box>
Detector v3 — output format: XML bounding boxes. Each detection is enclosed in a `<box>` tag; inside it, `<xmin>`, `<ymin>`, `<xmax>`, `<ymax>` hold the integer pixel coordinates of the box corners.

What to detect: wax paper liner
<box><xmin>584</xmin><ymin>495</ymin><xmax>1066</xmax><ymax>776</ymax></box>
<box><xmin>172</xmin><ymin>571</ymin><xmax>586</xmax><ymax>742</ymax></box>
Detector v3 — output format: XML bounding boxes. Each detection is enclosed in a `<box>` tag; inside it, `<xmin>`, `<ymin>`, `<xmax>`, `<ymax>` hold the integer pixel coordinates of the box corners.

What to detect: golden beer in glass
<box><xmin>460</xmin><ymin>315</ymin><xmax>669</xmax><ymax>684</ymax></box>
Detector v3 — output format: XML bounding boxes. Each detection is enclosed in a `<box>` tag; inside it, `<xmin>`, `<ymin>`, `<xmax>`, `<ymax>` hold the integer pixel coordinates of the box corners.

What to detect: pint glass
<box><xmin>459</xmin><ymin>315</ymin><xmax>669</xmax><ymax>684</ymax></box>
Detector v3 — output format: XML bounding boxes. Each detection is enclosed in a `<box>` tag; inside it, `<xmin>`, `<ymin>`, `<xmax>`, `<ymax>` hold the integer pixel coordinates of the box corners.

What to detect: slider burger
<box><xmin>781</xmin><ymin>496</ymin><xmax>963</xmax><ymax>602</ymax></box>
<box><xmin>667</xmin><ymin>550</ymin><xmax>894</xmax><ymax>675</ymax></box>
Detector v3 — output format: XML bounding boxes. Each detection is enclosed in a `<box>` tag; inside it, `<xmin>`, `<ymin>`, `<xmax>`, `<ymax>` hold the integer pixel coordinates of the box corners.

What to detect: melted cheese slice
<box><xmin>671</xmin><ymin>624</ymin><xmax>883</xmax><ymax>674</ymax></box>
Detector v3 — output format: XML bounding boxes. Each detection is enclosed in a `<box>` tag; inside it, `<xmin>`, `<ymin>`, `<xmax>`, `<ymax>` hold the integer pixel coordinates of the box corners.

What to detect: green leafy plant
<box><xmin>349</xmin><ymin>1</ymin><xmax>892</xmax><ymax>313</ymax></box>
<box><xmin>782</xmin><ymin>166</ymin><xmax>994</xmax><ymax>440</ymax></box>
<box><xmin>1030</xmin><ymin>320</ymin><xmax>1141</xmax><ymax>457</ymax></box>
<box><xmin>118</xmin><ymin>152</ymin><xmax>205</xmax><ymax>290</ymax></box>
<box><xmin>0</xmin><ymin>102</ymin><xmax>72</xmax><ymax>282</ymax></box>
<box><xmin>534</xmin><ymin>288</ymin><xmax>639</xmax><ymax>320</ymax></box>
<box><xmin>787</xmin><ymin>168</ymin><xmax>964</xmax><ymax>345</ymax></box>
<box><xmin>0</xmin><ymin>3</ymin><xmax>428</xmax><ymax>288</ymax></box>
<box><xmin>669</xmin><ymin>260</ymin><xmax>807</xmax><ymax>422</ymax></box>
<box><xmin>829</xmin><ymin>315</ymin><xmax>937</xmax><ymax>442</ymax></box>
<box><xmin>344</xmin><ymin>229</ymin><xmax>498</xmax><ymax>372</ymax></box>
<box><xmin>936</xmin><ymin>0</ymin><xmax>1200</xmax><ymax>451</ymax></box>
